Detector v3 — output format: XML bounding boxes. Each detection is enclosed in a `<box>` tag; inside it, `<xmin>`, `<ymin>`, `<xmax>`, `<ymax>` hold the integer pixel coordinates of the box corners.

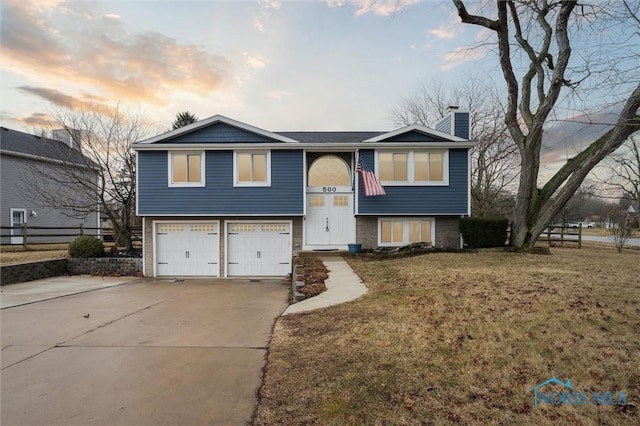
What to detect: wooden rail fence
<box><xmin>1</xmin><ymin>225</ymin><xmax>142</xmax><ymax>250</ymax></box>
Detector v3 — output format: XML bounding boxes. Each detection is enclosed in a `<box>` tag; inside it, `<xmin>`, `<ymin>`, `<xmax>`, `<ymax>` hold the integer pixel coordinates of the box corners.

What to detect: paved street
<box><xmin>1</xmin><ymin>278</ymin><xmax>289</xmax><ymax>425</ymax></box>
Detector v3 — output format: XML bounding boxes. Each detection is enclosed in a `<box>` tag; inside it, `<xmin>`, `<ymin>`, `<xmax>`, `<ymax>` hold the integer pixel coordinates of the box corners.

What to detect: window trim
<box><xmin>233</xmin><ymin>150</ymin><xmax>271</xmax><ymax>187</ymax></box>
<box><xmin>377</xmin><ymin>217</ymin><xmax>435</xmax><ymax>247</ymax></box>
<box><xmin>168</xmin><ymin>151</ymin><xmax>205</xmax><ymax>187</ymax></box>
<box><xmin>375</xmin><ymin>150</ymin><xmax>449</xmax><ymax>186</ymax></box>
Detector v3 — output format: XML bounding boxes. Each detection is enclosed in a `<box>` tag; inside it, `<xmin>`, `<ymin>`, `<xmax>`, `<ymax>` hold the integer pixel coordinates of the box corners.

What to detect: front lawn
<box><xmin>255</xmin><ymin>247</ymin><xmax>640</xmax><ymax>425</ymax></box>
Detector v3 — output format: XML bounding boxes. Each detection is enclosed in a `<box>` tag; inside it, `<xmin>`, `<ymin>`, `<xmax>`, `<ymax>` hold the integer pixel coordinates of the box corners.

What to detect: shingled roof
<box><xmin>0</xmin><ymin>127</ymin><xmax>96</xmax><ymax>168</ymax></box>
<box><xmin>276</xmin><ymin>131</ymin><xmax>385</xmax><ymax>143</ymax></box>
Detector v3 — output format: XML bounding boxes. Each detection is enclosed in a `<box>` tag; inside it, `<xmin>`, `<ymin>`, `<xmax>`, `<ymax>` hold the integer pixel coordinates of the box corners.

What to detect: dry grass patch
<box><xmin>0</xmin><ymin>244</ymin><xmax>69</xmax><ymax>265</ymax></box>
<box><xmin>255</xmin><ymin>246</ymin><xmax>640</xmax><ymax>425</ymax></box>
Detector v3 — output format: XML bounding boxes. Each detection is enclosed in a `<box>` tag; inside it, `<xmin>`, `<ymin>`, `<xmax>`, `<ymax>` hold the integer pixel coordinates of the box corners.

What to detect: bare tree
<box><xmin>607</xmin><ymin>203</ymin><xmax>634</xmax><ymax>253</ymax></box>
<box><xmin>597</xmin><ymin>137</ymin><xmax>640</xmax><ymax>217</ymax></box>
<box><xmin>452</xmin><ymin>0</ymin><xmax>640</xmax><ymax>248</ymax></box>
<box><xmin>391</xmin><ymin>78</ymin><xmax>519</xmax><ymax>216</ymax></box>
<box><xmin>23</xmin><ymin>105</ymin><xmax>153</xmax><ymax>251</ymax></box>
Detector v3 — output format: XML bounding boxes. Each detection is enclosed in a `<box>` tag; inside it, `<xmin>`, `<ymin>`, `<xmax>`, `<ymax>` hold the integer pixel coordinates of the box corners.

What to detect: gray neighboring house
<box><xmin>0</xmin><ymin>127</ymin><xmax>100</xmax><ymax>244</ymax></box>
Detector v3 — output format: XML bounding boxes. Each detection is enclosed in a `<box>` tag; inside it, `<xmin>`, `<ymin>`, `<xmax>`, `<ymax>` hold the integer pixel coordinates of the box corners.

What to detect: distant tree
<box><xmin>171</xmin><ymin>111</ymin><xmax>198</xmax><ymax>130</ymax></box>
<box><xmin>597</xmin><ymin>137</ymin><xmax>640</xmax><ymax>217</ymax></box>
<box><xmin>391</xmin><ymin>78</ymin><xmax>519</xmax><ymax>217</ymax></box>
<box><xmin>23</xmin><ymin>104</ymin><xmax>152</xmax><ymax>252</ymax></box>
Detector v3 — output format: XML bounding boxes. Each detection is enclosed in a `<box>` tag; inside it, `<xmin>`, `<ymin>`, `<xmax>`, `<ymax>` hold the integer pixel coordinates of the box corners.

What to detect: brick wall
<box><xmin>356</xmin><ymin>216</ymin><xmax>379</xmax><ymax>249</ymax></box>
<box><xmin>435</xmin><ymin>217</ymin><xmax>461</xmax><ymax>249</ymax></box>
<box><xmin>291</xmin><ymin>217</ymin><xmax>303</xmax><ymax>256</ymax></box>
<box><xmin>356</xmin><ymin>216</ymin><xmax>461</xmax><ymax>249</ymax></box>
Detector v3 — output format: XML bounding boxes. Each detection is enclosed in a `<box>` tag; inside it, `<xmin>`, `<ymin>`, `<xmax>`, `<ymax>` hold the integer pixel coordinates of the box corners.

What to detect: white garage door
<box><xmin>227</xmin><ymin>222</ymin><xmax>291</xmax><ymax>276</ymax></box>
<box><xmin>156</xmin><ymin>222</ymin><xmax>219</xmax><ymax>276</ymax></box>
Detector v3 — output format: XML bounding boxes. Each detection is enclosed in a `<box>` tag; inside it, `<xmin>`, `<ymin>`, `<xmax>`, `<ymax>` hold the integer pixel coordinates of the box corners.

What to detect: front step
<box><xmin>298</xmin><ymin>250</ymin><xmax>348</xmax><ymax>258</ymax></box>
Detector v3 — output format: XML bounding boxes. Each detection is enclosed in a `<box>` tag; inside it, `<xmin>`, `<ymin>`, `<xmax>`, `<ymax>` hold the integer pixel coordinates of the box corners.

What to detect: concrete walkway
<box><xmin>282</xmin><ymin>256</ymin><xmax>368</xmax><ymax>315</ymax></box>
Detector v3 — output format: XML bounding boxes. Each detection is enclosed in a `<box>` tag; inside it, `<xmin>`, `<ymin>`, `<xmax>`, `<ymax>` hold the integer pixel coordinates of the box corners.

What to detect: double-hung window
<box><xmin>234</xmin><ymin>151</ymin><xmax>271</xmax><ymax>186</ymax></box>
<box><xmin>377</xmin><ymin>150</ymin><xmax>447</xmax><ymax>185</ymax></box>
<box><xmin>379</xmin><ymin>218</ymin><xmax>434</xmax><ymax>246</ymax></box>
<box><xmin>169</xmin><ymin>152</ymin><xmax>205</xmax><ymax>187</ymax></box>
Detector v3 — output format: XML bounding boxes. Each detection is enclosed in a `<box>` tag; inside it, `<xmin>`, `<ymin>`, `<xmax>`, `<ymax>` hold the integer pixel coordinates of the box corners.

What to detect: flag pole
<box><xmin>354</xmin><ymin>149</ymin><xmax>359</xmax><ymax>212</ymax></box>
<box><xmin>354</xmin><ymin>149</ymin><xmax>359</xmax><ymax>191</ymax></box>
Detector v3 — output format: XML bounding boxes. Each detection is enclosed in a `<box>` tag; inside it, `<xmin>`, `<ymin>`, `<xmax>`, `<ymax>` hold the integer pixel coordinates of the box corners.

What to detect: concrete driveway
<box><xmin>1</xmin><ymin>277</ymin><xmax>289</xmax><ymax>426</ymax></box>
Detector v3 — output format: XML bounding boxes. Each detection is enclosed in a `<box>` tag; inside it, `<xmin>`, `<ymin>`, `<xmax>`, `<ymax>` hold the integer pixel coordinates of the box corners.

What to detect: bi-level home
<box><xmin>133</xmin><ymin>109</ymin><xmax>472</xmax><ymax>277</ymax></box>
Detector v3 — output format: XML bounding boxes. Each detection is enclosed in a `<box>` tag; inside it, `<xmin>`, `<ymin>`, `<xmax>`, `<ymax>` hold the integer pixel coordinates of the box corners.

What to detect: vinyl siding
<box><xmin>165</xmin><ymin>122</ymin><xmax>281</xmax><ymax>144</ymax></box>
<box><xmin>357</xmin><ymin>149</ymin><xmax>468</xmax><ymax>215</ymax></box>
<box><xmin>0</xmin><ymin>155</ymin><xmax>99</xmax><ymax>244</ymax></box>
<box><xmin>435</xmin><ymin>115</ymin><xmax>452</xmax><ymax>135</ymax></box>
<box><xmin>454</xmin><ymin>112</ymin><xmax>470</xmax><ymax>140</ymax></box>
<box><xmin>137</xmin><ymin>150</ymin><xmax>304</xmax><ymax>215</ymax></box>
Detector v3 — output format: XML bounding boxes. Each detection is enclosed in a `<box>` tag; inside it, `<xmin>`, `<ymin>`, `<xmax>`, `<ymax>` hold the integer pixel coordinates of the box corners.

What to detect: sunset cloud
<box><xmin>441</xmin><ymin>45</ymin><xmax>487</xmax><ymax>70</ymax></box>
<box><xmin>0</xmin><ymin>0</ymin><xmax>234</xmax><ymax>106</ymax></box>
<box><xmin>327</xmin><ymin>0</ymin><xmax>421</xmax><ymax>17</ymax></box>
<box><xmin>244</xmin><ymin>54</ymin><xmax>268</xmax><ymax>69</ymax></box>
<box><xmin>17</xmin><ymin>86</ymin><xmax>115</xmax><ymax>115</ymax></box>
<box><xmin>429</xmin><ymin>25</ymin><xmax>456</xmax><ymax>39</ymax></box>
<box><xmin>267</xmin><ymin>89</ymin><xmax>291</xmax><ymax>100</ymax></box>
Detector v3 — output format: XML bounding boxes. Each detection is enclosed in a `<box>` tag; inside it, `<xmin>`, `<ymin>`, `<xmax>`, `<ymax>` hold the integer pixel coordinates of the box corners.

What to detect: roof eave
<box><xmin>132</xmin><ymin>141</ymin><xmax>475</xmax><ymax>151</ymax></box>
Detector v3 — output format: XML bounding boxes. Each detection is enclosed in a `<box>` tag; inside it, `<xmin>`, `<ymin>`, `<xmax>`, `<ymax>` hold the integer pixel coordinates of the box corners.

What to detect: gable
<box><xmin>165</xmin><ymin>122</ymin><xmax>282</xmax><ymax>144</ymax></box>
<box><xmin>383</xmin><ymin>130</ymin><xmax>451</xmax><ymax>143</ymax></box>
<box><xmin>363</xmin><ymin>123</ymin><xmax>467</xmax><ymax>143</ymax></box>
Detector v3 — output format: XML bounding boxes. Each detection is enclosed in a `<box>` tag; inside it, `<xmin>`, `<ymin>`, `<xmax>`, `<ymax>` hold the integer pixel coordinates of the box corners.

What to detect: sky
<box><xmin>1</xmin><ymin>0</ymin><xmax>489</xmax><ymax>133</ymax></box>
<box><xmin>1</xmin><ymin>0</ymin><xmax>638</xmax><ymax>182</ymax></box>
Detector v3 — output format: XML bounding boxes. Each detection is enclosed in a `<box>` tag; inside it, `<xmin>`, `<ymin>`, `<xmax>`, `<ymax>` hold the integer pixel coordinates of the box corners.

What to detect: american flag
<box><xmin>356</xmin><ymin>158</ymin><xmax>386</xmax><ymax>196</ymax></box>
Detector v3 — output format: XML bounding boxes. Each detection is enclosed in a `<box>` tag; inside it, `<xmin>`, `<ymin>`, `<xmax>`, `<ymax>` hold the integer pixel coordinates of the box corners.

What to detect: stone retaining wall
<box><xmin>1</xmin><ymin>258</ymin><xmax>143</xmax><ymax>286</ymax></box>
<box><xmin>0</xmin><ymin>259</ymin><xmax>68</xmax><ymax>286</ymax></box>
<box><xmin>67</xmin><ymin>258</ymin><xmax>143</xmax><ymax>276</ymax></box>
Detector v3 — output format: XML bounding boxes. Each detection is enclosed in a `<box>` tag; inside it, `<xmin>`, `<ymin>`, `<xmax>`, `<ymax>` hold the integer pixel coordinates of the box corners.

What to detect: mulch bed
<box><xmin>296</xmin><ymin>256</ymin><xmax>328</xmax><ymax>299</ymax></box>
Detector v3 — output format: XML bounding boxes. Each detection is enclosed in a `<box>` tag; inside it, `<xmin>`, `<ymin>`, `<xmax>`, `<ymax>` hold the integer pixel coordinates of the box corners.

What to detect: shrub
<box><xmin>69</xmin><ymin>236</ymin><xmax>105</xmax><ymax>258</ymax></box>
<box><xmin>460</xmin><ymin>217</ymin><xmax>509</xmax><ymax>248</ymax></box>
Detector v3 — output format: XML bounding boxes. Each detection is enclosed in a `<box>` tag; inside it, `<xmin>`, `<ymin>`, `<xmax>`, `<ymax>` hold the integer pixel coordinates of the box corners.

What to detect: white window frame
<box><xmin>377</xmin><ymin>217</ymin><xmax>435</xmax><ymax>247</ymax></box>
<box><xmin>10</xmin><ymin>208</ymin><xmax>27</xmax><ymax>245</ymax></box>
<box><xmin>233</xmin><ymin>150</ymin><xmax>271</xmax><ymax>187</ymax></box>
<box><xmin>168</xmin><ymin>151</ymin><xmax>205</xmax><ymax>187</ymax></box>
<box><xmin>375</xmin><ymin>150</ymin><xmax>449</xmax><ymax>186</ymax></box>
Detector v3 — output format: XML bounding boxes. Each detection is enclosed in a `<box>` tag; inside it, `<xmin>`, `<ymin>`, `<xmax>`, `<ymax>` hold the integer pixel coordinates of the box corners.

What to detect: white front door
<box><xmin>10</xmin><ymin>209</ymin><xmax>26</xmax><ymax>245</ymax></box>
<box><xmin>227</xmin><ymin>222</ymin><xmax>291</xmax><ymax>276</ymax></box>
<box><xmin>156</xmin><ymin>222</ymin><xmax>219</xmax><ymax>276</ymax></box>
<box><xmin>305</xmin><ymin>193</ymin><xmax>354</xmax><ymax>248</ymax></box>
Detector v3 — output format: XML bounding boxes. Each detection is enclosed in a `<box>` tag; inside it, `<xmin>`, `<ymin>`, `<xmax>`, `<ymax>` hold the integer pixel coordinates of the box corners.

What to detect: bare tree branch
<box><xmin>391</xmin><ymin>78</ymin><xmax>519</xmax><ymax>216</ymax></box>
<box><xmin>20</xmin><ymin>104</ymin><xmax>152</xmax><ymax>251</ymax></box>
<box><xmin>453</xmin><ymin>0</ymin><xmax>640</xmax><ymax>247</ymax></box>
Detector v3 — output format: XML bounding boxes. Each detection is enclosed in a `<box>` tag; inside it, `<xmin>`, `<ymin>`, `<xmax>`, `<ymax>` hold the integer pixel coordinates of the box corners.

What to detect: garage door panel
<box><xmin>227</xmin><ymin>223</ymin><xmax>291</xmax><ymax>277</ymax></box>
<box><xmin>156</xmin><ymin>223</ymin><xmax>219</xmax><ymax>277</ymax></box>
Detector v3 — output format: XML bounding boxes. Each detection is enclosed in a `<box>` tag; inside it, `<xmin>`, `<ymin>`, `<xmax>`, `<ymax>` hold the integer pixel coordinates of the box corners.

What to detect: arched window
<box><xmin>308</xmin><ymin>155</ymin><xmax>351</xmax><ymax>187</ymax></box>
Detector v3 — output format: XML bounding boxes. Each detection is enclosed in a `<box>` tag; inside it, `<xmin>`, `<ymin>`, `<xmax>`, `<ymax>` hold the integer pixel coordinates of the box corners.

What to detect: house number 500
<box><xmin>322</xmin><ymin>187</ymin><xmax>337</xmax><ymax>192</ymax></box>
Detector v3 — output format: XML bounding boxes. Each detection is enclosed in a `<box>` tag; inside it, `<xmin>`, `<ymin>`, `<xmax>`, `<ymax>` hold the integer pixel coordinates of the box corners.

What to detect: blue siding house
<box><xmin>133</xmin><ymin>111</ymin><xmax>472</xmax><ymax>277</ymax></box>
